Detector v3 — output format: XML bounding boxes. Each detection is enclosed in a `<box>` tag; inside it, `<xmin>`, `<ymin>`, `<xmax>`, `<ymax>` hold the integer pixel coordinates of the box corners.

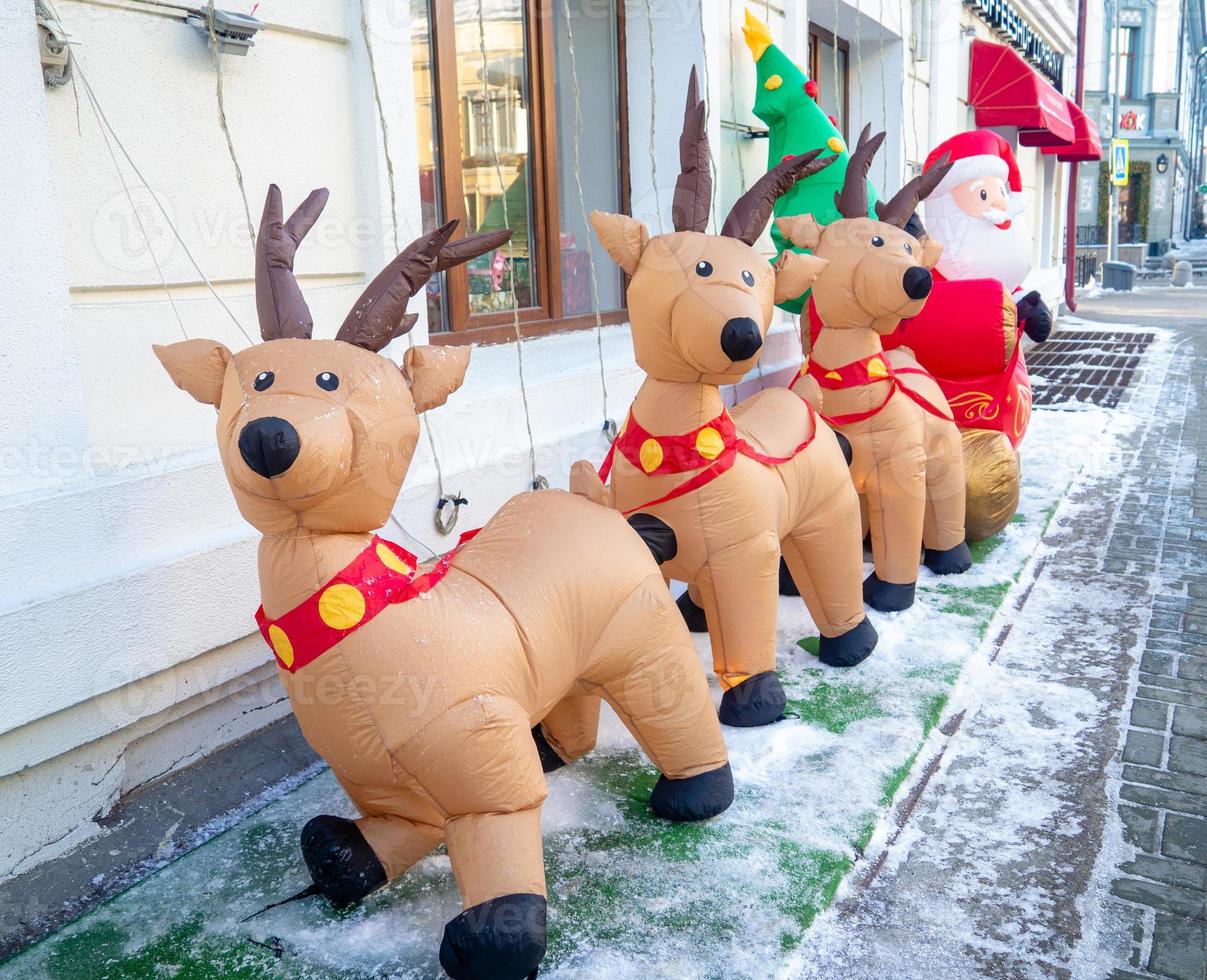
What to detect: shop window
<box><xmin>807</xmin><ymin>23</ymin><xmax>849</xmax><ymax>141</ymax></box>
<box><xmin>411</xmin><ymin>0</ymin><xmax>628</xmax><ymax>343</ymax></box>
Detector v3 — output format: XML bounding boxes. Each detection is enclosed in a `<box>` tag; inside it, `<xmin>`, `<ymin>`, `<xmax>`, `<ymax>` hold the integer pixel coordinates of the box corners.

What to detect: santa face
<box><xmin>924</xmin><ymin>176</ymin><xmax>1033</xmax><ymax>289</ymax></box>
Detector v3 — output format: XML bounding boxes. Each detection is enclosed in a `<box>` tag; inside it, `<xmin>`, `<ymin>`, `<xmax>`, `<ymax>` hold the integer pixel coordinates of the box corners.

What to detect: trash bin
<box><xmin>1102</xmin><ymin>260</ymin><xmax>1137</xmax><ymax>292</ymax></box>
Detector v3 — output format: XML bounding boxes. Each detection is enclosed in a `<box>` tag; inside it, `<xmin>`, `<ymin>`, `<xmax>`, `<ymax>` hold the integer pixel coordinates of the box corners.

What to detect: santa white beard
<box><xmin>924</xmin><ymin>190</ymin><xmax>1034</xmax><ymax>289</ymax></box>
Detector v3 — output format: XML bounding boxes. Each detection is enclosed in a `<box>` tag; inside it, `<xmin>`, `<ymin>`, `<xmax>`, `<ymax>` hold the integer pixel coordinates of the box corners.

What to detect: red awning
<box><xmin>968</xmin><ymin>39</ymin><xmax>1075</xmax><ymax>147</ymax></box>
<box><xmin>1042</xmin><ymin>99</ymin><xmax>1103</xmax><ymax>162</ymax></box>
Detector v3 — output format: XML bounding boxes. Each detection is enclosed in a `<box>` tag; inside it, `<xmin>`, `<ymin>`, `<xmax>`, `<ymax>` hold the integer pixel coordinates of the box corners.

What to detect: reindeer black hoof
<box><xmin>818</xmin><ymin>616</ymin><xmax>878</xmax><ymax>668</ymax></box>
<box><xmin>650</xmin><ymin>763</ymin><xmax>733</xmax><ymax>821</ymax></box>
<box><xmin>778</xmin><ymin>557</ymin><xmax>800</xmax><ymax>597</ymax></box>
<box><xmin>924</xmin><ymin>541</ymin><xmax>972</xmax><ymax>576</ymax></box>
<box><xmin>627</xmin><ymin>513</ymin><xmax>677</xmax><ymax>565</ymax></box>
<box><xmin>676</xmin><ymin>590</ymin><xmax>709</xmax><ymax>633</ymax></box>
<box><xmin>531</xmin><ymin>725</ymin><xmax>566</xmax><ymax>773</ymax></box>
<box><xmin>300</xmin><ymin>815</ymin><xmax>387</xmax><ymax>905</ymax></box>
<box><xmin>440</xmin><ymin>893</ymin><xmax>546</xmax><ymax>980</ymax></box>
<box><xmin>718</xmin><ymin>671</ymin><xmax>785</xmax><ymax>727</ymax></box>
<box><xmin>834</xmin><ymin>430</ymin><xmax>854</xmax><ymax>466</ymax></box>
<box><xmin>863</xmin><ymin>572</ymin><xmax>915</xmax><ymax>612</ymax></box>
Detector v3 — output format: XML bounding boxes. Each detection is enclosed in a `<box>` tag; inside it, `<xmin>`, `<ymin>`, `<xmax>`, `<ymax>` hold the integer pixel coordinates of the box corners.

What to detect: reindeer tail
<box><xmin>570</xmin><ymin>460</ymin><xmax>611</xmax><ymax>507</ymax></box>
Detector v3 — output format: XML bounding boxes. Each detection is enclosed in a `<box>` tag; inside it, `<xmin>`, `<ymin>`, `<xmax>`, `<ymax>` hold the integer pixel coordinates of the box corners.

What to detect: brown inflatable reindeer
<box><xmin>786</xmin><ymin>127</ymin><xmax>971</xmax><ymax>612</ymax></box>
<box><xmin>573</xmin><ymin>69</ymin><xmax>876</xmax><ymax>730</ymax></box>
<box><xmin>154</xmin><ymin>186</ymin><xmax>732</xmax><ymax>980</ymax></box>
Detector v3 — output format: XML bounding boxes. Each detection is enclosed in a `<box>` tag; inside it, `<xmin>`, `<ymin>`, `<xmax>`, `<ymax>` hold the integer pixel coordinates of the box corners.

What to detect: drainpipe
<box><xmin>1064</xmin><ymin>0</ymin><xmax>1089</xmax><ymax>311</ymax></box>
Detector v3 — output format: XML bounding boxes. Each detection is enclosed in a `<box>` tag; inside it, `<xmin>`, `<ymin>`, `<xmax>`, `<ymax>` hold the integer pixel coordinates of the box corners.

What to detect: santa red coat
<box><xmin>879</xmin><ymin>273</ymin><xmax>1032</xmax><ymax>448</ymax></box>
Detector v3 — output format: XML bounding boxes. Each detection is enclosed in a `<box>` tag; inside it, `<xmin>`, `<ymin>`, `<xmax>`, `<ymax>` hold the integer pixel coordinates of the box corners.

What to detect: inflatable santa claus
<box><xmin>882</xmin><ymin>130</ymin><xmax>1051</xmax><ymax>540</ymax></box>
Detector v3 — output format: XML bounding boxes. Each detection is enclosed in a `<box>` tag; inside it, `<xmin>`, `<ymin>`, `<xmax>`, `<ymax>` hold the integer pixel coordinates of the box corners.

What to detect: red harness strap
<box><xmin>598</xmin><ymin>405</ymin><xmax>818</xmax><ymax>515</ymax></box>
<box><xmin>255</xmin><ymin>529</ymin><xmax>480</xmax><ymax>673</ymax></box>
<box><xmin>797</xmin><ymin>350</ymin><xmax>954</xmax><ymax>426</ymax></box>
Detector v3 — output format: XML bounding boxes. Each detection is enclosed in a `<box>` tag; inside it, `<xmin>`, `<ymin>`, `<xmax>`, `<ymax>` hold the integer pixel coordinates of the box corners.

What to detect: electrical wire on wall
<box><xmin>642</xmin><ymin>0</ymin><xmax>664</xmax><ymax>231</ymax></box>
<box><xmin>475</xmin><ymin>0</ymin><xmax>545</xmax><ymax>491</ymax></box>
<box><xmin>356</xmin><ymin>0</ymin><xmax>458</xmax><ymax>542</ymax></box>
<box><xmin>206</xmin><ymin>0</ymin><xmax>255</xmax><ymax>249</ymax></box>
<box><xmin>558</xmin><ymin>0</ymin><xmax>616</xmax><ymax>441</ymax></box>
<box><xmin>50</xmin><ymin>1</ymin><xmax>256</xmax><ymax>349</ymax></box>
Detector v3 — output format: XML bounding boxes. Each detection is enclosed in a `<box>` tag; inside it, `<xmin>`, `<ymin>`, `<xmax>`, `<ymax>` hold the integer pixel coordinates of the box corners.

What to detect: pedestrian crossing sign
<box><xmin>1110</xmin><ymin>139</ymin><xmax>1129</xmax><ymax>186</ymax></box>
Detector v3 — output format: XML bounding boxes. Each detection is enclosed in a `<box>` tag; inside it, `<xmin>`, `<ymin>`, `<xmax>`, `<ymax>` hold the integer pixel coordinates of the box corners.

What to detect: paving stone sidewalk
<box><xmin>788</xmin><ymin>288</ymin><xmax>1207</xmax><ymax>980</ymax></box>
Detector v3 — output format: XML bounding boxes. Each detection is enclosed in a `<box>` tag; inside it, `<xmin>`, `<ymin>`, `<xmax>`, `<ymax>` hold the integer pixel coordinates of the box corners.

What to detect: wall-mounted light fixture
<box><xmin>1156</xmin><ymin>153</ymin><xmax>1169</xmax><ymax>174</ymax></box>
<box><xmin>185</xmin><ymin>7</ymin><xmax>264</xmax><ymax>56</ymax></box>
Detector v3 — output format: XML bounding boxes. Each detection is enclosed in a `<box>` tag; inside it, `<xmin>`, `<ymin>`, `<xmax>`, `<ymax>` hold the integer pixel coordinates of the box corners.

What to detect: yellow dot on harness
<box><xmin>695</xmin><ymin>426</ymin><xmax>725</xmax><ymax>460</ymax></box>
<box><xmin>319</xmin><ymin>583</ymin><xmax>367</xmax><ymax>630</ymax></box>
<box><xmin>376</xmin><ymin>542</ymin><xmax>412</xmax><ymax>576</ymax></box>
<box><xmin>639</xmin><ymin>438</ymin><xmax>664</xmax><ymax>473</ymax></box>
<box><xmin>825</xmin><ymin>370</ymin><xmax>843</xmax><ymax>381</ymax></box>
<box><xmin>764</xmin><ymin>74</ymin><xmax>783</xmax><ymax>91</ymax></box>
<box><xmin>827</xmin><ymin>136</ymin><xmax>846</xmax><ymax>153</ymax></box>
<box><xmin>867</xmin><ymin>358</ymin><xmax>889</xmax><ymax>379</ymax></box>
<box><xmin>268</xmin><ymin>625</ymin><xmax>294</xmax><ymax>669</ymax></box>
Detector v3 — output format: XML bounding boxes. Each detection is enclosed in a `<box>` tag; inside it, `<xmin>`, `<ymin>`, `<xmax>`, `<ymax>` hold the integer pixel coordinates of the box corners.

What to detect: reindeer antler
<box><xmin>834</xmin><ymin>125</ymin><xmax>885</xmax><ymax>220</ymax></box>
<box><xmin>671</xmin><ymin>65</ymin><xmax>711</xmax><ymax>234</ymax></box>
<box><xmin>255</xmin><ymin>185</ymin><xmax>329</xmax><ymax>342</ymax></box>
<box><xmin>721</xmin><ymin>149</ymin><xmax>837</xmax><ymax>246</ymax></box>
<box><xmin>875</xmin><ymin>153</ymin><xmax>953</xmax><ymax>229</ymax></box>
<box><xmin>336</xmin><ymin>222</ymin><xmax>511</xmax><ymax>352</ymax></box>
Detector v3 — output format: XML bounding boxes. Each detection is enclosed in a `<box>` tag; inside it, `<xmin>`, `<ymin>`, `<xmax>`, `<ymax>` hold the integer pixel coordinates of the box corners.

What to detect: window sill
<box><xmin>428</xmin><ymin>309</ymin><xmax>629</xmax><ymax>347</ymax></box>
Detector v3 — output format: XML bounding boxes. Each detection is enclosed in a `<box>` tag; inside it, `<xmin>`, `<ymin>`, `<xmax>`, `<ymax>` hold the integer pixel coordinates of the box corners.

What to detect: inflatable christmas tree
<box><xmin>743</xmin><ymin>10</ymin><xmax>879</xmax><ymax>312</ymax></box>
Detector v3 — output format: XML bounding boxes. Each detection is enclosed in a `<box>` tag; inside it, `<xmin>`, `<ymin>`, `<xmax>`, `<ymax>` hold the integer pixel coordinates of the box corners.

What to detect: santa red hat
<box><xmin>923</xmin><ymin>130</ymin><xmax>1022</xmax><ymax>196</ymax></box>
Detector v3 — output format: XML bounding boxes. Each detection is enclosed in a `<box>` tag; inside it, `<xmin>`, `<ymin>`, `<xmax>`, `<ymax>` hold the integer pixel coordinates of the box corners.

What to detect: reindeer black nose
<box><xmin>238</xmin><ymin>416</ymin><xmax>301</xmax><ymax>478</ymax></box>
<box><xmin>720</xmin><ymin>317</ymin><xmax>763</xmax><ymax>362</ymax></box>
<box><xmin>902</xmin><ymin>266</ymin><xmax>933</xmax><ymax>300</ymax></box>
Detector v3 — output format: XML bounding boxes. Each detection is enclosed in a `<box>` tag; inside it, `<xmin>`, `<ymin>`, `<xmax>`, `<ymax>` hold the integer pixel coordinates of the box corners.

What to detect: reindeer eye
<box><xmin>695</xmin><ymin>260</ymin><xmax>713</xmax><ymax>277</ymax></box>
<box><xmin>253</xmin><ymin>371</ymin><xmax>274</xmax><ymax>391</ymax></box>
<box><xmin>316</xmin><ymin>372</ymin><xmax>339</xmax><ymax>391</ymax></box>
<box><xmin>871</xmin><ymin>236</ymin><xmax>884</xmax><ymax>247</ymax></box>
<box><xmin>741</xmin><ymin>269</ymin><xmax>755</xmax><ymax>286</ymax></box>
<box><xmin>904</xmin><ymin>242</ymin><xmax>913</xmax><ymax>255</ymax></box>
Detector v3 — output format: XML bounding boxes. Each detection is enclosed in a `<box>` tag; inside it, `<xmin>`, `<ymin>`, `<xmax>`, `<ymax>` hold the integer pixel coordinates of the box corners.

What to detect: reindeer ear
<box><xmin>153</xmin><ymin>339</ymin><xmax>232</xmax><ymax>408</ymax></box>
<box><xmin>589</xmin><ymin>211</ymin><xmax>649</xmax><ymax>275</ymax></box>
<box><xmin>917</xmin><ymin>234</ymin><xmax>944</xmax><ymax>270</ymax></box>
<box><xmin>776</xmin><ymin>215</ymin><xmax>824</xmax><ymax>251</ymax></box>
<box><xmin>773</xmin><ymin>251</ymin><xmax>830</xmax><ymax>304</ymax></box>
<box><xmin>402</xmin><ymin>345</ymin><xmax>470</xmax><ymax>414</ymax></box>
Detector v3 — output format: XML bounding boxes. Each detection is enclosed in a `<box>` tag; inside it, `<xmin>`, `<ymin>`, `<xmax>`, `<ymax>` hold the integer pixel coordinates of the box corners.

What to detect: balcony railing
<box><xmin>1076</xmin><ymin>223</ymin><xmax>1147</xmax><ymax>246</ymax></box>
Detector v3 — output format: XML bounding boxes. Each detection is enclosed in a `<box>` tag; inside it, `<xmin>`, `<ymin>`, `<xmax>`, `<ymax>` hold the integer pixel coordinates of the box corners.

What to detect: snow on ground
<box><xmin>0</xmin><ymin>331</ymin><xmax>1154</xmax><ymax>980</ymax></box>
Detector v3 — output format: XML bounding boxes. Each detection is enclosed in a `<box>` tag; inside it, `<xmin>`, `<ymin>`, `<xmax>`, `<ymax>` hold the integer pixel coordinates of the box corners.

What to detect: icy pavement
<box><xmin>1</xmin><ymin>314</ymin><xmax>1197</xmax><ymax>979</ymax></box>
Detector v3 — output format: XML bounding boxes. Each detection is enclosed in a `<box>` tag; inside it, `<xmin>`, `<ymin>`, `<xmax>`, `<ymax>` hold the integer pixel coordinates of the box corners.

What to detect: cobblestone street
<box><xmin>789</xmin><ymin>286</ymin><xmax>1207</xmax><ymax>980</ymax></box>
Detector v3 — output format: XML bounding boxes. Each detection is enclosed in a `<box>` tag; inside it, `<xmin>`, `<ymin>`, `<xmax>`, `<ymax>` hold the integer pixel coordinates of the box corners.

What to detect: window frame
<box><xmin>424</xmin><ymin>0</ymin><xmax>631</xmax><ymax>347</ymax></box>
<box><xmin>807</xmin><ymin>23</ymin><xmax>850</xmax><ymax>142</ymax></box>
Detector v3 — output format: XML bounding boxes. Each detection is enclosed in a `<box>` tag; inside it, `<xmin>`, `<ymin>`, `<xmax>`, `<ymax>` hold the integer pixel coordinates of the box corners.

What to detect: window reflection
<box><xmin>455</xmin><ymin>0</ymin><xmax>537</xmax><ymax>312</ymax></box>
<box><xmin>553</xmin><ymin>0</ymin><xmax>623</xmax><ymax>314</ymax></box>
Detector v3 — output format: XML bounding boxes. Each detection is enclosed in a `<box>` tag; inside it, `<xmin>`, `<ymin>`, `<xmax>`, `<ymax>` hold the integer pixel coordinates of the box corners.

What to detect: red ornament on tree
<box><xmin>804</xmin><ymin>79</ymin><xmax>819</xmax><ymax>98</ymax></box>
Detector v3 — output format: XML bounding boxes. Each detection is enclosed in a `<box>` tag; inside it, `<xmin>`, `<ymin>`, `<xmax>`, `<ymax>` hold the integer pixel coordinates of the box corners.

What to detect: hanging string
<box><xmin>696</xmin><ymin>0</ymin><xmax>717</xmax><ymax>229</ymax></box>
<box><xmin>641</xmin><ymin>0</ymin><xmax>663</xmax><ymax>230</ymax></box>
<box><xmin>476</xmin><ymin>0</ymin><xmax>543</xmax><ymax>489</ymax></box>
<box><xmin>62</xmin><ymin>30</ymin><xmax>255</xmax><ymax>346</ymax></box>
<box><xmin>207</xmin><ymin>1</ymin><xmax>255</xmax><ymax>249</ymax></box>
<box><xmin>357</xmin><ymin>0</ymin><xmax>401</xmax><ymax>254</ymax></box>
<box><xmin>357</xmin><ymin>0</ymin><xmax>461</xmax><ymax>534</ymax></box>
<box><xmin>87</xmin><ymin>87</ymin><xmax>189</xmax><ymax>342</ymax></box>
<box><xmin>558</xmin><ymin>0</ymin><xmax>613</xmax><ymax>439</ymax></box>
<box><xmin>878</xmin><ymin>0</ymin><xmax>888</xmax><ymax>136</ymax></box>
<box><xmin>833</xmin><ymin>0</ymin><xmax>842</xmax><ymax>135</ymax></box>
<box><xmin>727</xmin><ymin>0</ymin><xmax>747</xmax><ymax>191</ymax></box>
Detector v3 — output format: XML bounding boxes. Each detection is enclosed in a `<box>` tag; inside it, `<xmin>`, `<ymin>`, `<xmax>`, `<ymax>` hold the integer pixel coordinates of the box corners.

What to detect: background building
<box><xmin>1076</xmin><ymin>0</ymin><xmax>1207</xmax><ymax>265</ymax></box>
<box><xmin>1</xmin><ymin>0</ymin><xmax>1086</xmax><ymax>896</ymax></box>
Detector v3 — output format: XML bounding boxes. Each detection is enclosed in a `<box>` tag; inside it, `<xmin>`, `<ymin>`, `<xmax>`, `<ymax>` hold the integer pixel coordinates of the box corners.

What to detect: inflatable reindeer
<box><xmin>154</xmin><ymin>186</ymin><xmax>732</xmax><ymax>980</ymax></box>
<box><xmin>786</xmin><ymin>127</ymin><xmax>971</xmax><ymax>612</ymax></box>
<box><xmin>573</xmin><ymin>69</ymin><xmax>877</xmax><ymax>730</ymax></box>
